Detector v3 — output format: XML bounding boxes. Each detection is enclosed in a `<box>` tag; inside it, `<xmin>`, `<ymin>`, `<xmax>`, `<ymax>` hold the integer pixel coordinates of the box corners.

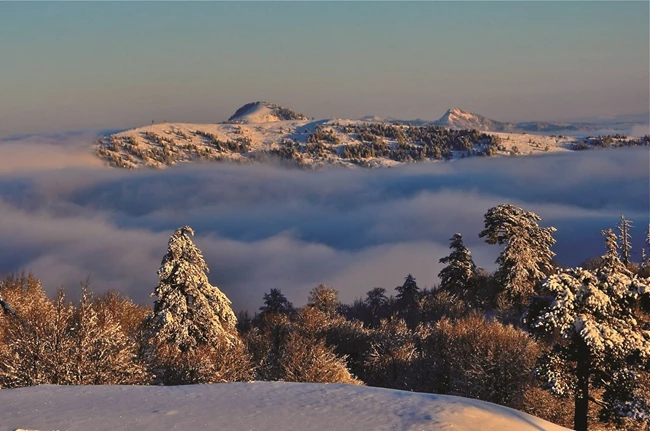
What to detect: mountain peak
<box><xmin>228</xmin><ymin>102</ymin><xmax>309</xmax><ymax>123</ymax></box>
<box><xmin>434</xmin><ymin>108</ymin><xmax>515</xmax><ymax>132</ymax></box>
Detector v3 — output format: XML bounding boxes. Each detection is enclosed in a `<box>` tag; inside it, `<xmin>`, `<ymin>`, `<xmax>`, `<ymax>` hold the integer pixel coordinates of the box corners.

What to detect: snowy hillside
<box><xmin>94</xmin><ymin>102</ymin><xmax>648</xmax><ymax>169</ymax></box>
<box><xmin>0</xmin><ymin>382</ymin><xmax>570</xmax><ymax>431</ymax></box>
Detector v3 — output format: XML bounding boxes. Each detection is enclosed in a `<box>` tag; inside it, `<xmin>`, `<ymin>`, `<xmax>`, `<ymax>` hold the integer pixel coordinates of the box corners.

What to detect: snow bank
<box><xmin>0</xmin><ymin>382</ymin><xmax>569</xmax><ymax>431</ymax></box>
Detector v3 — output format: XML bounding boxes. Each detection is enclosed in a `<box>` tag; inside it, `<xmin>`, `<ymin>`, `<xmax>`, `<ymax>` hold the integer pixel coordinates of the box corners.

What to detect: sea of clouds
<box><xmin>0</xmin><ymin>133</ymin><xmax>648</xmax><ymax>312</ymax></box>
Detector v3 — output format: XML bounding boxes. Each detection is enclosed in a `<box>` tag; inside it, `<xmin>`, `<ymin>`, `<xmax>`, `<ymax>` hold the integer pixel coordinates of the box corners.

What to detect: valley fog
<box><xmin>0</xmin><ymin>138</ymin><xmax>647</xmax><ymax>312</ymax></box>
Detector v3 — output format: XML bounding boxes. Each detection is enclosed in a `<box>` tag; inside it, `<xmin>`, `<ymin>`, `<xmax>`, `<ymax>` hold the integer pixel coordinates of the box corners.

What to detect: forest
<box><xmin>0</xmin><ymin>204</ymin><xmax>648</xmax><ymax>431</ymax></box>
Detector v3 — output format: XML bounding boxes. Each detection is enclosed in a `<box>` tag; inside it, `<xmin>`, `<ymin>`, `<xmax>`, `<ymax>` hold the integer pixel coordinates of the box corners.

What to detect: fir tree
<box><xmin>396</xmin><ymin>274</ymin><xmax>419</xmax><ymax>301</ymax></box>
<box><xmin>479</xmin><ymin>204</ymin><xmax>556</xmax><ymax>302</ymax></box>
<box><xmin>438</xmin><ymin>233</ymin><xmax>477</xmax><ymax>299</ymax></box>
<box><xmin>260</xmin><ymin>288</ymin><xmax>293</xmax><ymax>315</ymax></box>
<box><xmin>617</xmin><ymin>215</ymin><xmax>633</xmax><ymax>266</ymax></box>
<box><xmin>529</xmin><ymin>230</ymin><xmax>650</xmax><ymax>431</ymax></box>
<box><xmin>147</xmin><ymin>226</ymin><xmax>238</xmax><ymax>351</ymax></box>
<box><xmin>144</xmin><ymin>226</ymin><xmax>247</xmax><ymax>384</ymax></box>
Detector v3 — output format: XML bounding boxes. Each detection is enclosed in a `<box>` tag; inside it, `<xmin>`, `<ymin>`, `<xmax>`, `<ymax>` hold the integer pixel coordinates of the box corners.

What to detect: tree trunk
<box><xmin>574</xmin><ymin>340</ymin><xmax>590</xmax><ymax>431</ymax></box>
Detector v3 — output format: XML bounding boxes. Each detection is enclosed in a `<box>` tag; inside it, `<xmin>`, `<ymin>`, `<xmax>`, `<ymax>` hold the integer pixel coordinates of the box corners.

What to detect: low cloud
<box><xmin>0</xmin><ymin>137</ymin><xmax>647</xmax><ymax>312</ymax></box>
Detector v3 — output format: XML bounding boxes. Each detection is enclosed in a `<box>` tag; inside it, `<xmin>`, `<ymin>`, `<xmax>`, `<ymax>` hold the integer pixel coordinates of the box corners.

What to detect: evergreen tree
<box><xmin>396</xmin><ymin>274</ymin><xmax>419</xmax><ymax>301</ymax></box>
<box><xmin>147</xmin><ymin>226</ymin><xmax>238</xmax><ymax>351</ymax></box>
<box><xmin>617</xmin><ymin>215</ymin><xmax>633</xmax><ymax>266</ymax></box>
<box><xmin>260</xmin><ymin>288</ymin><xmax>293</xmax><ymax>314</ymax></box>
<box><xmin>144</xmin><ymin>226</ymin><xmax>248</xmax><ymax>384</ymax></box>
<box><xmin>529</xmin><ymin>230</ymin><xmax>650</xmax><ymax>431</ymax></box>
<box><xmin>479</xmin><ymin>204</ymin><xmax>556</xmax><ymax>302</ymax></box>
<box><xmin>438</xmin><ymin>233</ymin><xmax>477</xmax><ymax>299</ymax></box>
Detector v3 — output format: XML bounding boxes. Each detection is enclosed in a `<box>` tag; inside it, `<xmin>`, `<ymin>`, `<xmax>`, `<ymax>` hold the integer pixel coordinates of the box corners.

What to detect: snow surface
<box><xmin>0</xmin><ymin>382</ymin><xmax>570</xmax><ymax>431</ymax></box>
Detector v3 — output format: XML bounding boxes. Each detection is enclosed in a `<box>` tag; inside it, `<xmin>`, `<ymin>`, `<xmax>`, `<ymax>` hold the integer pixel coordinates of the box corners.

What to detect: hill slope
<box><xmin>0</xmin><ymin>382</ymin><xmax>569</xmax><ymax>431</ymax></box>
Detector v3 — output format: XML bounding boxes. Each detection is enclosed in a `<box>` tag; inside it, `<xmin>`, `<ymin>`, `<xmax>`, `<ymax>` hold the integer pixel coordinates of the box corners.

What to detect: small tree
<box><xmin>479</xmin><ymin>204</ymin><xmax>556</xmax><ymax>303</ymax></box>
<box><xmin>617</xmin><ymin>215</ymin><xmax>633</xmax><ymax>266</ymax></box>
<box><xmin>529</xmin><ymin>230</ymin><xmax>650</xmax><ymax>431</ymax></box>
<box><xmin>260</xmin><ymin>288</ymin><xmax>293</xmax><ymax>315</ymax></box>
<box><xmin>307</xmin><ymin>284</ymin><xmax>340</xmax><ymax>317</ymax></box>
<box><xmin>396</xmin><ymin>274</ymin><xmax>419</xmax><ymax>301</ymax></box>
<box><xmin>438</xmin><ymin>233</ymin><xmax>477</xmax><ymax>299</ymax></box>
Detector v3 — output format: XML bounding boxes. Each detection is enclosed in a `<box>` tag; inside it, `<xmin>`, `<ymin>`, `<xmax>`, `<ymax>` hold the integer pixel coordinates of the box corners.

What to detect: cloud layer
<box><xmin>1</xmin><ymin>136</ymin><xmax>648</xmax><ymax>311</ymax></box>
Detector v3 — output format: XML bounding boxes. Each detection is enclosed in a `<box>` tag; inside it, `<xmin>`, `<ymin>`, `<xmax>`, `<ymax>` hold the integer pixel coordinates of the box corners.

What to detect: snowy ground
<box><xmin>0</xmin><ymin>382</ymin><xmax>570</xmax><ymax>431</ymax></box>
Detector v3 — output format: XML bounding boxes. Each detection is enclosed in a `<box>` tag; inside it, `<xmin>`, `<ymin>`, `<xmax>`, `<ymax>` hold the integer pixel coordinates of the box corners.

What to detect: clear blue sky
<box><xmin>0</xmin><ymin>1</ymin><xmax>648</xmax><ymax>136</ymax></box>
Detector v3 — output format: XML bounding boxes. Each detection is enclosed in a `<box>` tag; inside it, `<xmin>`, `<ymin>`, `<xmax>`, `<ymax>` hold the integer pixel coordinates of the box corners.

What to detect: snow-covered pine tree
<box><xmin>530</xmin><ymin>229</ymin><xmax>650</xmax><ymax>431</ymax></box>
<box><xmin>148</xmin><ymin>226</ymin><xmax>238</xmax><ymax>351</ymax></box>
<box><xmin>438</xmin><ymin>233</ymin><xmax>477</xmax><ymax>299</ymax></box>
<box><xmin>479</xmin><ymin>204</ymin><xmax>556</xmax><ymax>302</ymax></box>
<box><xmin>145</xmin><ymin>226</ymin><xmax>248</xmax><ymax>384</ymax></box>
<box><xmin>617</xmin><ymin>215</ymin><xmax>633</xmax><ymax>266</ymax></box>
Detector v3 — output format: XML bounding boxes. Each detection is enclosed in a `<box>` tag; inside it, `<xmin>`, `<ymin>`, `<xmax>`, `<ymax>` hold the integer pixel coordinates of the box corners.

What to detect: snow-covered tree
<box><xmin>260</xmin><ymin>288</ymin><xmax>293</xmax><ymax>315</ymax></box>
<box><xmin>438</xmin><ymin>233</ymin><xmax>477</xmax><ymax>299</ymax></box>
<box><xmin>307</xmin><ymin>284</ymin><xmax>339</xmax><ymax>317</ymax></box>
<box><xmin>643</xmin><ymin>223</ymin><xmax>650</xmax><ymax>268</ymax></box>
<box><xmin>67</xmin><ymin>282</ymin><xmax>146</xmax><ymax>385</ymax></box>
<box><xmin>147</xmin><ymin>226</ymin><xmax>238</xmax><ymax>351</ymax></box>
<box><xmin>479</xmin><ymin>204</ymin><xmax>557</xmax><ymax>302</ymax></box>
<box><xmin>529</xmin><ymin>230</ymin><xmax>650</xmax><ymax>431</ymax></box>
<box><xmin>617</xmin><ymin>215</ymin><xmax>633</xmax><ymax>266</ymax></box>
<box><xmin>145</xmin><ymin>226</ymin><xmax>248</xmax><ymax>384</ymax></box>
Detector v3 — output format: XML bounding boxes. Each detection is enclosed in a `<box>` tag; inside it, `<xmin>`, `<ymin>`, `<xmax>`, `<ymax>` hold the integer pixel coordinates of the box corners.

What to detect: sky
<box><xmin>1</xmin><ymin>1</ymin><xmax>648</xmax><ymax>137</ymax></box>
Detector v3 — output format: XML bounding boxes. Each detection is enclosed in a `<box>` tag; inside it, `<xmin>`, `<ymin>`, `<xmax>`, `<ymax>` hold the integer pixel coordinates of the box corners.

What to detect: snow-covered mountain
<box><xmin>94</xmin><ymin>102</ymin><xmax>648</xmax><ymax>169</ymax></box>
<box><xmin>433</xmin><ymin>108</ymin><xmax>517</xmax><ymax>132</ymax></box>
<box><xmin>228</xmin><ymin>101</ymin><xmax>310</xmax><ymax>123</ymax></box>
<box><xmin>0</xmin><ymin>382</ymin><xmax>570</xmax><ymax>431</ymax></box>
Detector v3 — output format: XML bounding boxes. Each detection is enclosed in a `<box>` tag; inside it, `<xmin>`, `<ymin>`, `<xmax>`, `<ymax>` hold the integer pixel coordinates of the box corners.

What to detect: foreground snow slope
<box><xmin>0</xmin><ymin>382</ymin><xmax>569</xmax><ymax>431</ymax></box>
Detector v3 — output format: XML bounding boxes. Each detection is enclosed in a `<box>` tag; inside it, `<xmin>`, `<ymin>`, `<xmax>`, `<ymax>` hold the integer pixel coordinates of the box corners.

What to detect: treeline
<box><xmin>1</xmin><ymin>207</ymin><xmax>649</xmax><ymax>431</ymax></box>
<box><xmin>572</xmin><ymin>134</ymin><xmax>650</xmax><ymax>151</ymax></box>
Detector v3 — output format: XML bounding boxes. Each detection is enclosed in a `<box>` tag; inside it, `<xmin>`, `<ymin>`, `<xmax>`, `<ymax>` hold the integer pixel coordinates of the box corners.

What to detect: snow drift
<box><xmin>0</xmin><ymin>382</ymin><xmax>570</xmax><ymax>431</ymax></box>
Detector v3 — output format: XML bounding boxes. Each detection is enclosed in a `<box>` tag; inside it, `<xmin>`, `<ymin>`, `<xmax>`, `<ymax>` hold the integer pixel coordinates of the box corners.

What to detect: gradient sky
<box><xmin>1</xmin><ymin>1</ymin><xmax>648</xmax><ymax>137</ymax></box>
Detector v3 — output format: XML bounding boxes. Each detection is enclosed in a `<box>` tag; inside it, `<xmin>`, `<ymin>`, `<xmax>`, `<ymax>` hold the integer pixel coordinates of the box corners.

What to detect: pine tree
<box><xmin>144</xmin><ymin>226</ymin><xmax>248</xmax><ymax>384</ymax></box>
<box><xmin>617</xmin><ymin>215</ymin><xmax>633</xmax><ymax>266</ymax></box>
<box><xmin>479</xmin><ymin>204</ymin><xmax>556</xmax><ymax>302</ymax></box>
<box><xmin>438</xmin><ymin>233</ymin><xmax>477</xmax><ymax>299</ymax></box>
<box><xmin>260</xmin><ymin>288</ymin><xmax>293</xmax><ymax>315</ymax></box>
<box><xmin>529</xmin><ymin>230</ymin><xmax>650</xmax><ymax>431</ymax></box>
<box><xmin>396</xmin><ymin>274</ymin><xmax>419</xmax><ymax>301</ymax></box>
<box><xmin>148</xmin><ymin>226</ymin><xmax>238</xmax><ymax>351</ymax></box>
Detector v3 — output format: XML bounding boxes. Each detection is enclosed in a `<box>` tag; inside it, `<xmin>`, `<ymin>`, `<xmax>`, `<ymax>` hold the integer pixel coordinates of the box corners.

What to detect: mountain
<box><xmin>0</xmin><ymin>382</ymin><xmax>570</xmax><ymax>431</ymax></box>
<box><xmin>94</xmin><ymin>102</ymin><xmax>649</xmax><ymax>169</ymax></box>
<box><xmin>433</xmin><ymin>108</ymin><xmax>517</xmax><ymax>132</ymax></box>
<box><xmin>432</xmin><ymin>108</ymin><xmax>648</xmax><ymax>134</ymax></box>
<box><xmin>228</xmin><ymin>101</ymin><xmax>310</xmax><ymax>123</ymax></box>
